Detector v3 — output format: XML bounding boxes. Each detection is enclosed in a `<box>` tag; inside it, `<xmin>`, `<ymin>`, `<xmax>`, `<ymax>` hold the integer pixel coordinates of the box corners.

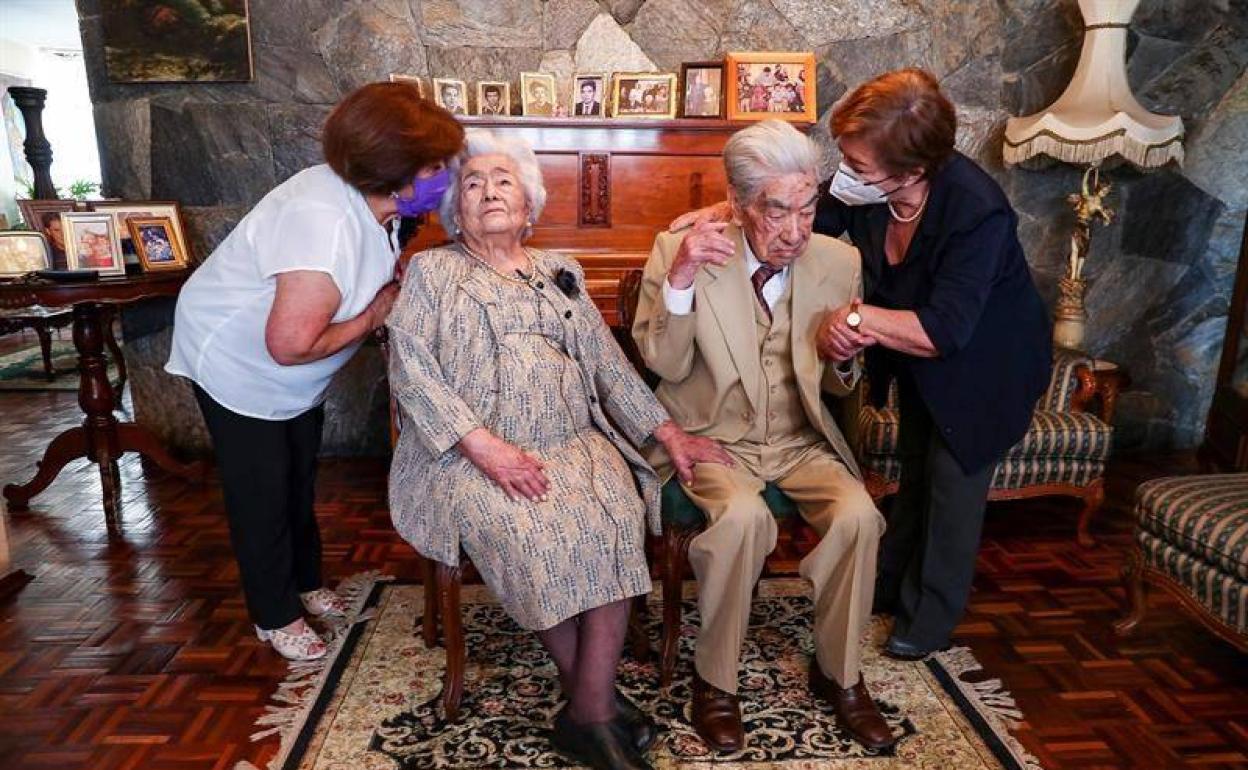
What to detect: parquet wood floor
<box><xmin>0</xmin><ymin>387</ymin><xmax>1243</xmax><ymax>769</ymax></box>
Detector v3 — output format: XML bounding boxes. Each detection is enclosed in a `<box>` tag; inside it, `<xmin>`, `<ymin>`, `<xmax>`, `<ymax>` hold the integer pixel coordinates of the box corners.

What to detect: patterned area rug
<box><xmin>0</xmin><ymin>339</ymin><xmax>118</xmax><ymax>391</ymax></box>
<box><xmin>239</xmin><ymin>576</ymin><xmax>1042</xmax><ymax>770</ymax></box>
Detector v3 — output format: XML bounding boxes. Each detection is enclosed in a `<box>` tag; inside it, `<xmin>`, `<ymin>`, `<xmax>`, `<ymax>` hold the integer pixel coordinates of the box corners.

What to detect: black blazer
<box><xmin>814</xmin><ymin>152</ymin><xmax>1052</xmax><ymax>473</ymax></box>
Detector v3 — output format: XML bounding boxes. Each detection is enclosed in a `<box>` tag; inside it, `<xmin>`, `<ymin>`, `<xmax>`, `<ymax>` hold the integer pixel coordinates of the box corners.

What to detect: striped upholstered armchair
<box><xmin>855</xmin><ymin>350</ymin><xmax>1117</xmax><ymax>546</ymax></box>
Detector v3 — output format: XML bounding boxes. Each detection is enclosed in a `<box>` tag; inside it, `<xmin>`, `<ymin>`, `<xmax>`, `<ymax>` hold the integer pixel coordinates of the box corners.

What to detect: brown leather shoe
<box><xmin>691</xmin><ymin>672</ymin><xmax>745</xmax><ymax>753</ymax></box>
<box><xmin>809</xmin><ymin>666</ymin><xmax>897</xmax><ymax>750</ymax></box>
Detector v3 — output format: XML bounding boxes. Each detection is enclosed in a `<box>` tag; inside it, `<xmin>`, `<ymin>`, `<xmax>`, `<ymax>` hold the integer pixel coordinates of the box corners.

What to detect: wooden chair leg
<box><xmin>419</xmin><ymin>555</ymin><xmax>439</xmax><ymax>648</ymax></box>
<box><xmin>1113</xmin><ymin>547</ymin><xmax>1149</xmax><ymax>637</ymax></box>
<box><xmin>660</xmin><ymin>530</ymin><xmax>691</xmax><ymax>687</ymax></box>
<box><xmin>1077</xmin><ymin>478</ymin><xmax>1105</xmax><ymax>548</ymax></box>
<box><xmin>628</xmin><ymin>593</ymin><xmax>650</xmax><ymax>662</ymax></box>
<box><xmin>32</xmin><ymin>320</ymin><xmax>54</xmax><ymax>381</ymax></box>
<box><xmin>438</xmin><ymin>562</ymin><xmax>466</xmax><ymax>722</ymax></box>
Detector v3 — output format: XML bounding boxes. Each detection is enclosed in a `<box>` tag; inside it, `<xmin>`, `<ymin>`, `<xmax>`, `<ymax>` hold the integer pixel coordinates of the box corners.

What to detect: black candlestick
<box><xmin>8</xmin><ymin>86</ymin><xmax>56</xmax><ymax>199</ymax></box>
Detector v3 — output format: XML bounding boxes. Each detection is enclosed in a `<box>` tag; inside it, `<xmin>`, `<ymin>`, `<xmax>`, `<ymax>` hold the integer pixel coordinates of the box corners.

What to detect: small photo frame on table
<box><xmin>571</xmin><ymin>74</ymin><xmax>606</xmax><ymax>117</ymax></box>
<box><xmin>680</xmin><ymin>61</ymin><xmax>726</xmax><ymax>118</ymax></box>
<box><xmin>17</xmin><ymin>199</ymin><xmax>79</xmax><ymax>267</ymax></box>
<box><xmin>433</xmin><ymin>78</ymin><xmax>469</xmax><ymax>115</ymax></box>
<box><xmin>612</xmin><ymin>73</ymin><xmax>678</xmax><ymax>118</ymax></box>
<box><xmin>88</xmin><ymin>200</ymin><xmax>191</xmax><ymax>265</ymax></box>
<box><xmin>127</xmin><ymin>216</ymin><xmax>190</xmax><ymax>271</ymax></box>
<box><xmin>520</xmin><ymin>72</ymin><xmax>557</xmax><ymax>116</ymax></box>
<box><xmin>62</xmin><ymin>212</ymin><xmax>125</xmax><ymax>276</ymax></box>
<box><xmin>0</xmin><ymin>231</ymin><xmax>52</xmax><ymax>277</ymax></box>
<box><xmin>726</xmin><ymin>52</ymin><xmax>817</xmax><ymax>123</ymax></box>
<box><xmin>388</xmin><ymin>73</ymin><xmax>427</xmax><ymax>97</ymax></box>
<box><xmin>476</xmin><ymin>81</ymin><xmax>511</xmax><ymax>116</ymax></box>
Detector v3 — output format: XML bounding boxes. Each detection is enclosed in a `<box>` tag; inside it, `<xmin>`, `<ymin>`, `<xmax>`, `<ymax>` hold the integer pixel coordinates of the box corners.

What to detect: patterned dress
<box><xmin>387</xmin><ymin>248</ymin><xmax>668</xmax><ymax>631</ymax></box>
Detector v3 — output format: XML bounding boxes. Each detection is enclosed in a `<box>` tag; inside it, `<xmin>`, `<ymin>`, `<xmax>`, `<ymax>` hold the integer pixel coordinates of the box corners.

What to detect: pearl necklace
<box><xmin>458</xmin><ymin>243</ymin><xmax>538</xmax><ymax>285</ymax></box>
<box><xmin>888</xmin><ymin>188</ymin><xmax>930</xmax><ymax>223</ymax></box>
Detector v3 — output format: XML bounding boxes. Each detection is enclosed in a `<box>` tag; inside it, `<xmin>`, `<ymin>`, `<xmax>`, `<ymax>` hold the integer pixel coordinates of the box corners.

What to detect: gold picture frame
<box><xmin>127</xmin><ymin>216</ymin><xmax>190</xmax><ymax>272</ymax></box>
<box><xmin>571</xmin><ymin>74</ymin><xmax>607</xmax><ymax>117</ymax></box>
<box><xmin>520</xmin><ymin>72</ymin><xmax>558</xmax><ymax>117</ymax></box>
<box><xmin>433</xmin><ymin>78</ymin><xmax>469</xmax><ymax>115</ymax></box>
<box><xmin>388</xmin><ymin>73</ymin><xmax>427</xmax><ymax>97</ymax></box>
<box><xmin>89</xmin><ymin>200</ymin><xmax>192</xmax><ymax>265</ymax></box>
<box><xmin>62</xmin><ymin>212</ymin><xmax>125</xmax><ymax>276</ymax></box>
<box><xmin>725</xmin><ymin>51</ymin><xmax>817</xmax><ymax>123</ymax></box>
<box><xmin>0</xmin><ymin>231</ymin><xmax>52</xmax><ymax>277</ymax></box>
<box><xmin>611</xmin><ymin>72</ymin><xmax>677</xmax><ymax>119</ymax></box>
<box><xmin>476</xmin><ymin>81</ymin><xmax>511</xmax><ymax>116</ymax></box>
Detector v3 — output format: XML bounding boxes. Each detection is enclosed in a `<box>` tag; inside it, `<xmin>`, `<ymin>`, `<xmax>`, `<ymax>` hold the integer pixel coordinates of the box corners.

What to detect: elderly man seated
<box><xmin>632</xmin><ymin>120</ymin><xmax>896</xmax><ymax>752</ymax></box>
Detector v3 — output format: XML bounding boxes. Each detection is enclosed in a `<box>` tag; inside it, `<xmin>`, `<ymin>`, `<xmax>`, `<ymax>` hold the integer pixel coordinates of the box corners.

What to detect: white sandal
<box><xmin>300</xmin><ymin>588</ymin><xmax>350</xmax><ymax>617</ymax></box>
<box><xmin>255</xmin><ymin>622</ymin><xmax>327</xmax><ymax>661</ymax></box>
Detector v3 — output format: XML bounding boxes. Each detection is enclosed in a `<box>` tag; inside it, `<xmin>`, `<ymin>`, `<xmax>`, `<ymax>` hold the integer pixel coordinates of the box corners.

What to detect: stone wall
<box><xmin>74</xmin><ymin>0</ymin><xmax>1247</xmax><ymax>454</ymax></box>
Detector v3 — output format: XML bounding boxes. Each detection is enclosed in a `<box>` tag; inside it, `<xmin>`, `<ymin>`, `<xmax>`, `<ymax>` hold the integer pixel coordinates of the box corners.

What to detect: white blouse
<box><xmin>166</xmin><ymin>164</ymin><xmax>397</xmax><ymax>420</ymax></box>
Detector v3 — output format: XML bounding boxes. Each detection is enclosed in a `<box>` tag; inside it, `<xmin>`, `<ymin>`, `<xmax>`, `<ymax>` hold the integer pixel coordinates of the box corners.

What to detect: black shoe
<box><xmin>883</xmin><ymin>635</ymin><xmax>949</xmax><ymax>661</ymax></box>
<box><xmin>552</xmin><ymin>710</ymin><xmax>654</xmax><ymax>770</ymax></box>
<box><xmin>614</xmin><ymin>689</ymin><xmax>659</xmax><ymax>753</ymax></box>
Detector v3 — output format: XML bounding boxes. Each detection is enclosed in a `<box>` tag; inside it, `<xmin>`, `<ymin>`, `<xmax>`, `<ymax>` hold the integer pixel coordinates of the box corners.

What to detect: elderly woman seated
<box><xmin>386</xmin><ymin>130</ymin><xmax>730</xmax><ymax>770</ymax></box>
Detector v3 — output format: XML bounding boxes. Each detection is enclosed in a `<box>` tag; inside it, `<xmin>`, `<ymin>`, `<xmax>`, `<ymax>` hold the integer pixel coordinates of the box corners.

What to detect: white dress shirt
<box><xmin>662</xmin><ymin>236</ymin><xmax>789</xmax><ymax>315</ymax></box>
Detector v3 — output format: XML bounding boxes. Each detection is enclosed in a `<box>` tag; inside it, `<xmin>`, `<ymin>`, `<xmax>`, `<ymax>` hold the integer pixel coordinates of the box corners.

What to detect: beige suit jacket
<box><xmin>632</xmin><ymin>224</ymin><xmax>863</xmax><ymax>479</ymax></box>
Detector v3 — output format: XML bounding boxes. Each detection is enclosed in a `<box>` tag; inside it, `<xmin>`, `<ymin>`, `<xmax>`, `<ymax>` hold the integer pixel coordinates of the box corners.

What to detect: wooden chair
<box><xmin>618</xmin><ymin>270</ymin><xmax>826</xmax><ymax>686</ymax></box>
<box><xmin>383</xmin><ymin>330</ymin><xmax>649</xmax><ymax>722</ymax></box>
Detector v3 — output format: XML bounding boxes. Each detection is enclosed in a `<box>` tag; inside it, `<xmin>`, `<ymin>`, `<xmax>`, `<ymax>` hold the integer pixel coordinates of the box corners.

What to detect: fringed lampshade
<box><xmin>1004</xmin><ymin>0</ymin><xmax>1184</xmax><ymax>170</ymax></box>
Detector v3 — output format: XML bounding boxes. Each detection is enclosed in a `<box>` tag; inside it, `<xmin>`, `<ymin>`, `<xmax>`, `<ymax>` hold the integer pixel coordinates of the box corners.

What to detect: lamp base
<box><xmin>1054</xmin><ymin>276</ymin><xmax>1087</xmax><ymax>351</ymax></box>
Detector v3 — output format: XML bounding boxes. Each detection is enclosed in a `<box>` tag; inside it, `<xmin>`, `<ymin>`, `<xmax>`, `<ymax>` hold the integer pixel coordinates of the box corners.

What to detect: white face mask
<box><xmin>828</xmin><ymin>162</ymin><xmax>894</xmax><ymax>206</ymax></box>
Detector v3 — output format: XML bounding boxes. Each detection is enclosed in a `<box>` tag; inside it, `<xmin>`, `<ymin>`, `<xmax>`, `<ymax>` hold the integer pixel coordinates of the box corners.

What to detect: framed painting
<box><xmin>433</xmin><ymin>78</ymin><xmax>469</xmax><ymax>116</ymax></box>
<box><xmin>17</xmin><ymin>199</ymin><xmax>77</xmax><ymax>267</ymax></box>
<box><xmin>0</xmin><ymin>231</ymin><xmax>51</xmax><ymax>277</ymax></box>
<box><xmin>726</xmin><ymin>52</ymin><xmax>817</xmax><ymax>123</ymax></box>
<box><xmin>476</xmin><ymin>81</ymin><xmax>511</xmax><ymax>116</ymax></box>
<box><xmin>571</xmin><ymin>74</ymin><xmax>606</xmax><ymax>117</ymax></box>
<box><xmin>101</xmin><ymin>0</ymin><xmax>254</xmax><ymax>83</ymax></box>
<box><xmin>680</xmin><ymin>61</ymin><xmax>726</xmax><ymax>118</ymax></box>
<box><xmin>62</xmin><ymin>213</ymin><xmax>125</xmax><ymax>276</ymax></box>
<box><xmin>127</xmin><ymin>216</ymin><xmax>190</xmax><ymax>272</ymax></box>
<box><xmin>520</xmin><ymin>72</ymin><xmax>557</xmax><ymax>117</ymax></box>
<box><xmin>89</xmin><ymin>200</ymin><xmax>192</xmax><ymax>264</ymax></box>
<box><xmin>389</xmin><ymin>73</ymin><xmax>427</xmax><ymax>97</ymax></box>
<box><xmin>611</xmin><ymin>73</ymin><xmax>677</xmax><ymax>119</ymax></box>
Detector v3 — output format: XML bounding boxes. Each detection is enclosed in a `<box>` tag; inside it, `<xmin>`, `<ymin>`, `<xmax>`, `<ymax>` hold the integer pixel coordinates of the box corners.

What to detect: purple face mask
<box><xmin>393</xmin><ymin>168</ymin><xmax>451</xmax><ymax>217</ymax></box>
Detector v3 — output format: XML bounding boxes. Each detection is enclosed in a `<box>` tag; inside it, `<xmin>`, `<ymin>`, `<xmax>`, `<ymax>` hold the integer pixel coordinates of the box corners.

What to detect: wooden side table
<box><xmin>1088</xmin><ymin>359</ymin><xmax>1130</xmax><ymax>424</ymax></box>
<box><xmin>0</xmin><ymin>272</ymin><xmax>208</xmax><ymax>535</ymax></box>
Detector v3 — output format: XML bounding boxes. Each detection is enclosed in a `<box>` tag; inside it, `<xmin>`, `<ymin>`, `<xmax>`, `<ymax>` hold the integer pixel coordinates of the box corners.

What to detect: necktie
<box><xmin>751</xmin><ymin>264</ymin><xmax>781</xmax><ymax>322</ymax></box>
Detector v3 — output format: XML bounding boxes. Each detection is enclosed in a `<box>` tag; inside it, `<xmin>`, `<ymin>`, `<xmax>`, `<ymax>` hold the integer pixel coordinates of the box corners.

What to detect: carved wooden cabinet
<box><xmin>408</xmin><ymin>116</ymin><xmax>760</xmax><ymax>324</ymax></box>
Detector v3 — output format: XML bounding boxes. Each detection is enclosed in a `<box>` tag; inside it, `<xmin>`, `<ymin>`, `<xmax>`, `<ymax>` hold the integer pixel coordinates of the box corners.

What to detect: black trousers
<box><xmin>875</xmin><ymin>376</ymin><xmax>995</xmax><ymax>650</ymax></box>
<box><xmin>194</xmin><ymin>385</ymin><xmax>326</xmax><ymax>630</ymax></box>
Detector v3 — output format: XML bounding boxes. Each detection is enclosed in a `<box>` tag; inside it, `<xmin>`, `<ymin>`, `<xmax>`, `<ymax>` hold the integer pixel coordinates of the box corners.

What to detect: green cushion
<box><xmin>661</xmin><ymin>477</ymin><xmax>798</xmax><ymax>530</ymax></box>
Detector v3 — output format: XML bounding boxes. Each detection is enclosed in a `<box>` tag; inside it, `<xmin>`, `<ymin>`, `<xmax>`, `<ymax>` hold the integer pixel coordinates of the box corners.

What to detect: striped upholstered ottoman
<box><xmin>1115</xmin><ymin>474</ymin><xmax>1248</xmax><ymax>650</ymax></box>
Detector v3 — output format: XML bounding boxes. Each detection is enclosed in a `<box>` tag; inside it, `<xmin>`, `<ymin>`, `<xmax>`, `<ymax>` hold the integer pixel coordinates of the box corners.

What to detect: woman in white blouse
<box><xmin>166</xmin><ymin>82</ymin><xmax>464</xmax><ymax>661</ymax></box>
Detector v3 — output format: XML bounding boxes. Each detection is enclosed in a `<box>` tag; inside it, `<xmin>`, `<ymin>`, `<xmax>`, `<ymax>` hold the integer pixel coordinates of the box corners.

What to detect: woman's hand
<box><xmin>457</xmin><ymin>428</ymin><xmax>551</xmax><ymax>502</ymax></box>
<box><xmin>365</xmin><ymin>281</ymin><xmax>401</xmax><ymax>331</ymax></box>
<box><xmin>817</xmin><ymin>301</ymin><xmax>877</xmax><ymax>362</ymax></box>
<box><xmin>653</xmin><ymin>420</ymin><xmax>735</xmax><ymax>485</ymax></box>
<box><xmin>668</xmin><ymin>220</ymin><xmax>736</xmax><ymax>289</ymax></box>
<box><xmin>669</xmin><ymin>200</ymin><xmax>732</xmax><ymax>232</ymax></box>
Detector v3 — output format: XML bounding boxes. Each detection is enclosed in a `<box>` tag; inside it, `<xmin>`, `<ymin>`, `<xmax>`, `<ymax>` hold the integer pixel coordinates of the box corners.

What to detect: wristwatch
<box><xmin>846</xmin><ymin>299</ymin><xmax>863</xmax><ymax>331</ymax></box>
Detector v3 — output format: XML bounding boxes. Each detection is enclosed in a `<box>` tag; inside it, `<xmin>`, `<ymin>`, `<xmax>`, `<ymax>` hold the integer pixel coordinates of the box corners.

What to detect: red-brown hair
<box><xmin>831</xmin><ymin>68</ymin><xmax>956</xmax><ymax>178</ymax></box>
<box><xmin>323</xmin><ymin>82</ymin><xmax>465</xmax><ymax>195</ymax></box>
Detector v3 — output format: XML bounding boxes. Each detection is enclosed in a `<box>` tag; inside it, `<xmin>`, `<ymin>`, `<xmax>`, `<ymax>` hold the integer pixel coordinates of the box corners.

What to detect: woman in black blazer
<box><xmin>674</xmin><ymin>68</ymin><xmax>1051</xmax><ymax>658</ymax></box>
<box><xmin>814</xmin><ymin>69</ymin><xmax>1051</xmax><ymax>658</ymax></box>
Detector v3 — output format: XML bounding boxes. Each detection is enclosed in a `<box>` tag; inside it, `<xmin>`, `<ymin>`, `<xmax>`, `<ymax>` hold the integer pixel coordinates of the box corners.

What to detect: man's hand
<box><xmin>668</xmin><ymin>220</ymin><xmax>735</xmax><ymax>289</ymax></box>
<box><xmin>669</xmin><ymin>200</ymin><xmax>731</xmax><ymax>232</ymax></box>
<box><xmin>817</xmin><ymin>301</ymin><xmax>876</xmax><ymax>362</ymax></box>
<box><xmin>653</xmin><ymin>420</ymin><xmax>735</xmax><ymax>485</ymax></box>
<box><xmin>457</xmin><ymin>428</ymin><xmax>550</xmax><ymax>502</ymax></box>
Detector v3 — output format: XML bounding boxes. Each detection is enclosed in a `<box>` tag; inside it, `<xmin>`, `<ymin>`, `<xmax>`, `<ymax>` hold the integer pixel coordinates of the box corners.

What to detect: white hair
<box><xmin>722</xmin><ymin>119</ymin><xmax>819</xmax><ymax>204</ymax></box>
<box><xmin>439</xmin><ymin>128</ymin><xmax>547</xmax><ymax>239</ymax></box>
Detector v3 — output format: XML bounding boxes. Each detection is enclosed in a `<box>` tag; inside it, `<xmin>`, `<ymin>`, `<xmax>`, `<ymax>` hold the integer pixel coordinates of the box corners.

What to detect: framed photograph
<box><xmin>0</xmin><ymin>231</ymin><xmax>51</xmax><ymax>277</ymax></box>
<box><xmin>681</xmin><ymin>62</ymin><xmax>726</xmax><ymax>118</ymax></box>
<box><xmin>62</xmin><ymin>213</ymin><xmax>125</xmax><ymax>276</ymax></box>
<box><xmin>127</xmin><ymin>216</ymin><xmax>190</xmax><ymax>272</ymax></box>
<box><xmin>101</xmin><ymin>0</ymin><xmax>253</xmax><ymax>83</ymax></box>
<box><xmin>571</xmin><ymin>74</ymin><xmax>606</xmax><ymax>117</ymax></box>
<box><xmin>433</xmin><ymin>78</ymin><xmax>469</xmax><ymax>115</ymax></box>
<box><xmin>476</xmin><ymin>81</ymin><xmax>511</xmax><ymax>116</ymax></box>
<box><xmin>726</xmin><ymin>52</ymin><xmax>817</xmax><ymax>123</ymax></box>
<box><xmin>388</xmin><ymin>73</ymin><xmax>427</xmax><ymax>97</ymax></box>
<box><xmin>88</xmin><ymin>201</ymin><xmax>191</xmax><ymax>264</ymax></box>
<box><xmin>17</xmin><ymin>199</ymin><xmax>77</xmax><ymax>267</ymax></box>
<box><xmin>611</xmin><ymin>73</ymin><xmax>678</xmax><ymax>119</ymax></box>
<box><xmin>520</xmin><ymin>72</ymin><xmax>557</xmax><ymax>117</ymax></box>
